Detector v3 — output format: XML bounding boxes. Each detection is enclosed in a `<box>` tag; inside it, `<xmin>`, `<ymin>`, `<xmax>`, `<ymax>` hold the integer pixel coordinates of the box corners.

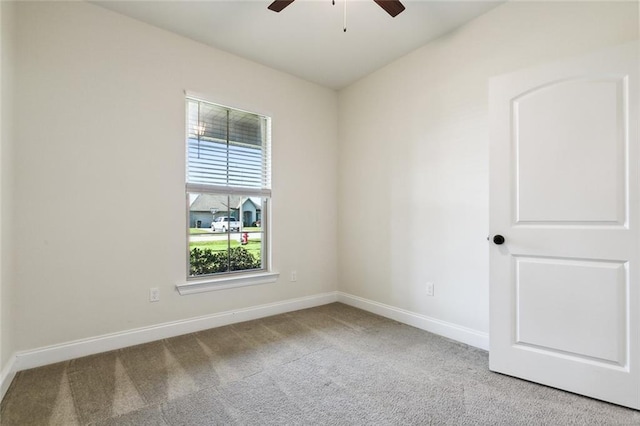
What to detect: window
<box><xmin>184</xmin><ymin>97</ymin><xmax>273</xmax><ymax>288</ymax></box>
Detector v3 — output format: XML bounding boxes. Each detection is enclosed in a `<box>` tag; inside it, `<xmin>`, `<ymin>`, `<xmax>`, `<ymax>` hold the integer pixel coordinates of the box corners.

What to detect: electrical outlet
<box><xmin>426</xmin><ymin>282</ymin><xmax>434</xmax><ymax>297</ymax></box>
<box><xmin>150</xmin><ymin>287</ymin><xmax>160</xmax><ymax>302</ymax></box>
<box><xmin>290</xmin><ymin>270</ymin><xmax>297</xmax><ymax>282</ymax></box>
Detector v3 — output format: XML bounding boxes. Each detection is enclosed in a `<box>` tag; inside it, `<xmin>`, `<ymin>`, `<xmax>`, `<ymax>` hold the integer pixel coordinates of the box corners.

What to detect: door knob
<box><xmin>493</xmin><ymin>235</ymin><xmax>505</xmax><ymax>245</ymax></box>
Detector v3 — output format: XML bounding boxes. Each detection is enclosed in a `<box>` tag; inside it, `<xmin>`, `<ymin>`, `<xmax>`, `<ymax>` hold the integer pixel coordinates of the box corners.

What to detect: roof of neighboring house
<box><xmin>243</xmin><ymin>197</ymin><xmax>262</xmax><ymax>211</ymax></box>
<box><xmin>189</xmin><ymin>194</ymin><xmax>262</xmax><ymax>212</ymax></box>
<box><xmin>189</xmin><ymin>194</ymin><xmax>231</xmax><ymax>213</ymax></box>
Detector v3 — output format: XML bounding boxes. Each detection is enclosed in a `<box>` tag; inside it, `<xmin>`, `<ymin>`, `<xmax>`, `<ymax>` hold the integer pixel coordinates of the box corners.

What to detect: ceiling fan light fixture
<box><xmin>267</xmin><ymin>0</ymin><xmax>295</xmax><ymax>13</ymax></box>
<box><xmin>267</xmin><ymin>0</ymin><xmax>405</xmax><ymax>19</ymax></box>
<box><xmin>373</xmin><ymin>0</ymin><xmax>405</xmax><ymax>18</ymax></box>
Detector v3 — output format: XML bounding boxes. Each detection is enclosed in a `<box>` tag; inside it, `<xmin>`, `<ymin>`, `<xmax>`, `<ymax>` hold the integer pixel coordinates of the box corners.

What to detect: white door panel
<box><xmin>515</xmin><ymin>78</ymin><xmax>626</xmax><ymax>224</ymax></box>
<box><xmin>516</xmin><ymin>257</ymin><xmax>626</xmax><ymax>364</ymax></box>
<box><xmin>490</xmin><ymin>42</ymin><xmax>639</xmax><ymax>409</ymax></box>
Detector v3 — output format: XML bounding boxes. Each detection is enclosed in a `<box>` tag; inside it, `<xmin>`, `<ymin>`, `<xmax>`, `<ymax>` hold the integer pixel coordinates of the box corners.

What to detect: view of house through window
<box><xmin>186</xmin><ymin>98</ymin><xmax>271</xmax><ymax>278</ymax></box>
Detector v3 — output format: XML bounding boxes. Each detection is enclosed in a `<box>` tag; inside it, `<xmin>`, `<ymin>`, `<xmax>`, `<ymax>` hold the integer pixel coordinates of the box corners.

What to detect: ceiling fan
<box><xmin>268</xmin><ymin>0</ymin><xmax>406</xmax><ymax>18</ymax></box>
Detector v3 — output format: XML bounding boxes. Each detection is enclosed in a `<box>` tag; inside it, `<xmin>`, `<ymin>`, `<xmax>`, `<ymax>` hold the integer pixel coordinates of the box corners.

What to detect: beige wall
<box><xmin>3</xmin><ymin>0</ymin><xmax>639</xmax><ymax>370</ymax></box>
<box><xmin>1</xmin><ymin>0</ymin><xmax>16</xmax><ymax>374</ymax></box>
<box><xmin>338</xmin><ymin>1</ymin><xmax>639</xmax><ymax>335</ymax></box>
<box><xmin>10</xmin><ymin>1</ymin><xmax>338</xmax><ymax>352</ymax></box>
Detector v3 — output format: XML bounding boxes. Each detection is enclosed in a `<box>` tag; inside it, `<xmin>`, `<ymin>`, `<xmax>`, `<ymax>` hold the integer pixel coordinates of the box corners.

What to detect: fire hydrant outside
<box><xmin>241</xmin><ymin>232</ymin><xmax>249</xmax><ymax>245</ymax></box>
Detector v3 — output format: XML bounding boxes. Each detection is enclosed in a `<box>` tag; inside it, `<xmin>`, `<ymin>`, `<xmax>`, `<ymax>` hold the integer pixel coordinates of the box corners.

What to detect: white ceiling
<box><xmin>92</xmin><ymin>0</ymin><xmax>503</xmax><ymax>90</ymax></box>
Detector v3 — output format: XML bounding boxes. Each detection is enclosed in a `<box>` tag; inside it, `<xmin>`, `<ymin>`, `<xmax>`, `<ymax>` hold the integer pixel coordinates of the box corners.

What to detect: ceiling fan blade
<box><xmin>373</xmin><ymin>0</ymin><xmax>405</xmax><ymax>17</ymax></box>
<box><xmin>268</xmin><ymin>0</ymin><xmax>295</xmax><ymax>13</ymax></box>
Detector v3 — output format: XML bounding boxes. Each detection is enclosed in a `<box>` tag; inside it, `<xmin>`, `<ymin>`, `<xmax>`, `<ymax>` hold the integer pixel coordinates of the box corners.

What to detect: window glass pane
<box><xmin>238</xmin><ymin>195</ymin><xmax>264</xmax><ymax>268</ymax></box>
<box><xmin>188</xmin><ymin>192</ymin><xmax>264</xmax><ymax>277</ymax></box>
<box><xmin>187</xmin><ymin>100</ymin><xmax>268</xmax><ymax>189</ymax></box>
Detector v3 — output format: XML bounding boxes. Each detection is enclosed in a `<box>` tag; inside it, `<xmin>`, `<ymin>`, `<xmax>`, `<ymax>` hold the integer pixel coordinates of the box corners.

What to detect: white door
<box><xmin>489</xmin><ymin>41</ymin><xmax>639</xmax><ymax>409</ymax></box>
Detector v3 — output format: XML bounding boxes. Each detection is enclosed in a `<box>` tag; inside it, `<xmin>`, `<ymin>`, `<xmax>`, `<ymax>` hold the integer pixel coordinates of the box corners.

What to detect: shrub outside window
<box><xmin>186</xmin><ymin>98</ymin><xmax>271</xmax><ymax>280</ymax></box>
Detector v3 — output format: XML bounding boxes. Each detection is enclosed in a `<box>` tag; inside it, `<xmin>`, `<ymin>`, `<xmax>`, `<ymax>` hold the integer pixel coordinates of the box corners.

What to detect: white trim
<box><xmin>186</xmin><ymin>183</ymin><xmax>271</xmax><ymax>198</ymax></box>
<box><xmin>11</xmin><ymin>292</ymin><xmax>338</xmax><ymax>373</ymax></box>
<box><xmin>178</xmin><ymin>271</ymin><xmax>280</xmax><ymax>295</ymax></box>
<box><xmin>184</xmin><ymin>91</ymin><xmax>273</xmax><ymax>119</ymax></box>
<box><xmin>0</xmin><ymin>353</ymin><xmax>17</xmax><ymax>401</ymax></box>
<box><xmin>337</xmin><ymin>292</ymin><xmax>489</xmax><ymax>350</ymax></box>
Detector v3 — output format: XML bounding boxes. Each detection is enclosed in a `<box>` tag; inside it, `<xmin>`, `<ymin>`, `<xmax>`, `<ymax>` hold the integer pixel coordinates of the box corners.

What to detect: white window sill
<box><xmin>176</xmin><ymin>271</ymin><xmax>280</xmax><ymax>295</ymax></box>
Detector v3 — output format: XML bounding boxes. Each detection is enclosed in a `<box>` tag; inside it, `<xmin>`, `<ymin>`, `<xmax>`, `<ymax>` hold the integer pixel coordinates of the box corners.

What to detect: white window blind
<box><xmin>186</xmin><ymin>98</ymin><xmax>271</xmax><ymax>196</ymax></box>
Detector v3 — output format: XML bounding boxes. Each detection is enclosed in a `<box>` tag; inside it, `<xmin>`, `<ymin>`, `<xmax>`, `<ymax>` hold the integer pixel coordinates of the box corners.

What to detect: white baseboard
<box><xmin>0</xmin><ymin>354</ymin><xmax>17</xmax><ymax>401</ymax></box>
<box><xmin>9</xmin><ymin>292</ymin><xmax>339</xmax><ymax>376</ymax></box>
<box><xmin>337</xmin><ymin>292</ymin><xmax>489</xmax><ymax>350</ymax></box>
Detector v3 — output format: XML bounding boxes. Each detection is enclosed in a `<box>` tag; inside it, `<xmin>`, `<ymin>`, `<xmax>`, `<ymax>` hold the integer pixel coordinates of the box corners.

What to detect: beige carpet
<box><xmin>1</xmin><ymin>303</ymin><xmax>639</xmax><ymax>425</ymax></box>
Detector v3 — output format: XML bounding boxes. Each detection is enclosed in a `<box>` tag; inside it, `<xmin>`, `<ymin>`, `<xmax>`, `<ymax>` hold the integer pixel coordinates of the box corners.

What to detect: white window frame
<box><xmin>177</xmin><ymin>96</ymin><xmax>278</xmax><ymax>295</ymax></box>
